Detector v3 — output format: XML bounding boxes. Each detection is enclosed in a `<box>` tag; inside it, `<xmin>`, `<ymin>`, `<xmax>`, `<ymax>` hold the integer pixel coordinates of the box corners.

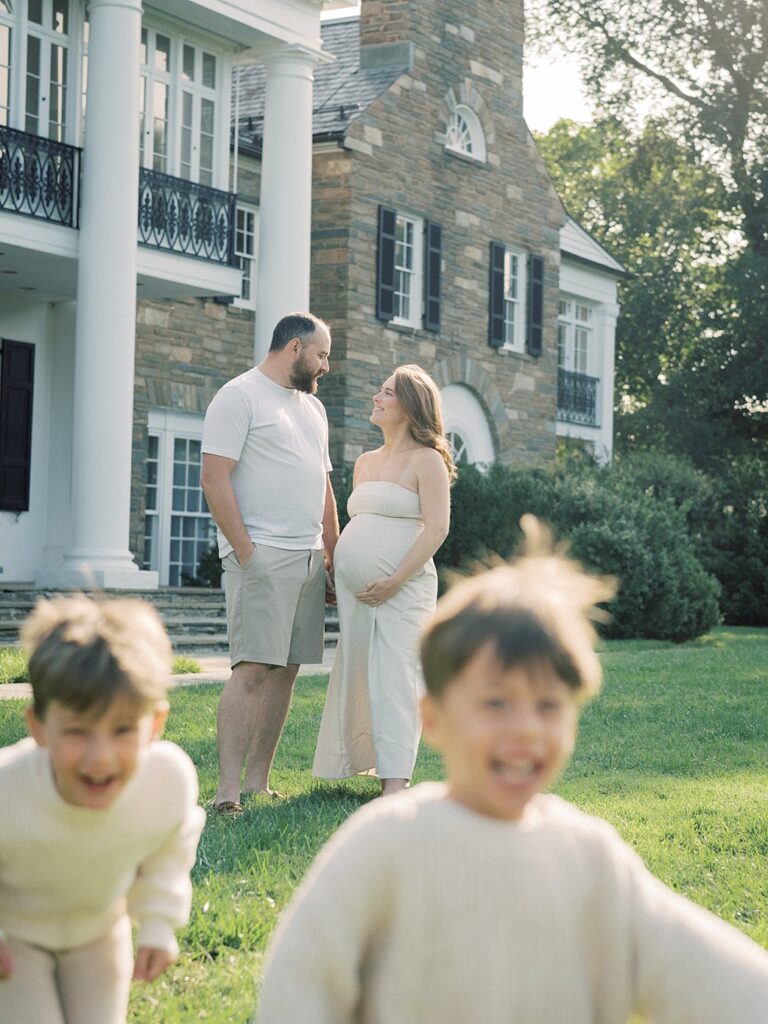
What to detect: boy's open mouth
<box><xmin>80</xmin><ymin>774</ymin><xmax>118</xmax><ymax>791</ymax></box>
<box><xmin>491</xmin><ymin>760</ymin><xmax>538</xmax><ymax>781</ymax></box>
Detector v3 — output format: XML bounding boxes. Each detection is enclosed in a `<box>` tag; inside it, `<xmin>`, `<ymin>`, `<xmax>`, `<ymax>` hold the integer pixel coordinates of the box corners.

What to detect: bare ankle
<box><xmin>380</xmin><ymin>778</ymin><xmax>408</xmax><ymax>797</ymax></box>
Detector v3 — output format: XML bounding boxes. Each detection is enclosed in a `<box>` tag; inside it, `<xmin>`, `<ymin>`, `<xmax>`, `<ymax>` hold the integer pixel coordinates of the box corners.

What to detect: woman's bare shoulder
<box><xmin>356</xmin><ymin>447</ymin><xmax>385</xmax><ymax>466</ymax></box>
<box><xmin>414</xmin><ymin>445</ymin><xmax>448</xmax><ymax>473</ymax></box>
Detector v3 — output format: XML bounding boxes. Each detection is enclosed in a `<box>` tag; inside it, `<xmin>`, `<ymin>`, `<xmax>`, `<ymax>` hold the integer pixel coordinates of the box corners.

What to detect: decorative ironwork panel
<box><xmin>0</xmin><ymin>126</ymin><xmax>80</xmax><ymax>227</ymax></box>
<box><xmin>557</xmin><ymin>369</ymin><xmax>599</xmax><ymax>426</ymax></box>
<box><xmin>138</xmin><ymin>168</ymin><xmax>236</xmax><ymax>265</ymax></box>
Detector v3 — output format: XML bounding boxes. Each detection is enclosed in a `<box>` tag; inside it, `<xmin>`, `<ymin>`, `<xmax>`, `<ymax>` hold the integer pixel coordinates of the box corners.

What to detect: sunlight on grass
<box><xmin>0</xmin><ymin>648</ymin><xmax>200</xmax><ymax>683</ymax></box>
<box><xmin>171</xmin><ymin>655</ymin><xmax>203</xmax><ymax>675</ymax></box>
<box><xmin>0</xmin><ymin>647</ymin><xmax>27</xmax><ymax>684</ymax></box>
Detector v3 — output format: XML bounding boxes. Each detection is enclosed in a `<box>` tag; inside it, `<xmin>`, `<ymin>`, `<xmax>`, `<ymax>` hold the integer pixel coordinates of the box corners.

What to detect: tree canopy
<box><xmin>530</xmin><ymin>0</ymin><xmax>768</xmax><ymax>466</ymax></box>
<box><xmin>530</xmin><ymin>0</ymin><xmax>768</xmax><ymax>252</ymax></box>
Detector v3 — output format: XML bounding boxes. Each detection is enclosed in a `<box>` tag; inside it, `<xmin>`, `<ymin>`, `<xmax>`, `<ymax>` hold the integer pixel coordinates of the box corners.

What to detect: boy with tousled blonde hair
<box><xmin>0</xmin><ymin>595</ymin><xmax>205</xmax><ymax>1024</ymax></box>
<box><xmin>256</xmin><ymin>516</ymin><xmax>768</xmax><ymax>1024</ymax></box>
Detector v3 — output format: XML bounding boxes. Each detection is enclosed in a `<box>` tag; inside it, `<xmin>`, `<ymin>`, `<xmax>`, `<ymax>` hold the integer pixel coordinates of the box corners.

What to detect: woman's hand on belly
<box><xmin>356</xmin><ymin>574</ymin><xmax>403</xmax><ymax>608</ymax></box>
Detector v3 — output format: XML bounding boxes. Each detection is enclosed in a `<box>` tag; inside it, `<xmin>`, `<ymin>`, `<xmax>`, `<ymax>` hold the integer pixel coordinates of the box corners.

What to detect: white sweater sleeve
<box><xmin>255</xmin><ymin>810</ymin><xmax>392</xmax><ymax>1024</ymax></box>
<box><xmin>620</xmin><ymin>839</ymin><xmax>768</xmax><ymax>1023</ymax></box>
<box><xmin>126</xmin><ymin>750</ymin><xmax>206</xmax><ymax>955</ymax></box>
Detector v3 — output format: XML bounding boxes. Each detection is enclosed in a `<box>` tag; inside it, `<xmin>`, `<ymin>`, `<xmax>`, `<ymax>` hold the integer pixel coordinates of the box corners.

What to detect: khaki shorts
<box><xmin>222</xmin><ymin>545</ymin><xmax>325</xmax><ymax>667</ymax></box>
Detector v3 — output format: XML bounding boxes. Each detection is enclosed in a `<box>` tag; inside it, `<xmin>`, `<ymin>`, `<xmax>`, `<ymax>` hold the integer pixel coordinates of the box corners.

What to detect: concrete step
<box><xmin>0</xmin><ymin>585</ymin><xmax>339</xmax><ymax>656</ymax></box>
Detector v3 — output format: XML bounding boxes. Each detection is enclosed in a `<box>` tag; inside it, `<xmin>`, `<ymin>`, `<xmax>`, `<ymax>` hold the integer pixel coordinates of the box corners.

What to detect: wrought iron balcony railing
<box><xmin>0</xmin><ymin>125</ymin><xmax>80</xmax><ymax>227</ymax></box>
<box><xmin>557</xmin><ymin>369</ymin><xmax>600</xmax><ymax>426</ymax></box>
<box><xmin>138</xmin><ymin>168</ymin><xmax>236</xmax><ymax>265</ymax></box>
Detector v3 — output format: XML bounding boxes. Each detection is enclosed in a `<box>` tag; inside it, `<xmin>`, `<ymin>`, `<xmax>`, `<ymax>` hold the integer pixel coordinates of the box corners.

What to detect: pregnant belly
<box><xmin>334</xmin><ymin>514</ymin><xmax>423</xmax><ymax>591</ymax></box>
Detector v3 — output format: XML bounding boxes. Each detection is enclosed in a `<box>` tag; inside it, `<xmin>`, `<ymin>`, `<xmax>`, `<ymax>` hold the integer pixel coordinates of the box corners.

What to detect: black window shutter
<box><xmin>488</xmin><ymin>241</ymin><xmax>506</xmax><ymax>348</ymax></box>
<box><xmin>376</xmin><ymin>205</ymin><xmax>397</xmax><ymax>321</ymax></box>
<box><xmin>423</xmin><ymin>220</ymin><xmax>442</xmax><ymax>332</ymax></box>
<box><xmin>526</xmin><ymin>253</ymin><xmax>544</xmax><ymax>356</ymax></box>
<box><xmin>0</xmin><ymin>340</ymin><xmax>35</xmax><ymax>512</ymax></box>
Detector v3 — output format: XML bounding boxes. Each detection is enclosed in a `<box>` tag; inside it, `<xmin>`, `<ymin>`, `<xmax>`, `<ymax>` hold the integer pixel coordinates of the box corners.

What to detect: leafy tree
<box><xmin>530</xmin><ymin>0</ymin><xmax>768</xmax><ymax>253</ymax></box>
<box><xmin>529</xmin><ymin>0</ymin><xmax>768</xmax><ymax>465</ymax></box>
<box><xmin>536</xmin><ymin>117</ymin><xmax>728</xmax><ymax>421</ymax></box>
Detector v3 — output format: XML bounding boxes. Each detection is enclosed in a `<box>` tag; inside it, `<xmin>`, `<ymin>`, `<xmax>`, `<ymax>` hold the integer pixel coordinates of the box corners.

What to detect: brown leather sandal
<box><xmin>213</xmin><ymin>800</ymin><xmax>244</xmax><ymax>816</ymax></box>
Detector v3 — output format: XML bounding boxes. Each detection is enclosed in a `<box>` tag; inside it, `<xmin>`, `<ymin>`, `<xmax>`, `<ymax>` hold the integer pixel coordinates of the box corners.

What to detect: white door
<box><xmin>143</xmin><ymin>411</ymin><xmax>216</xmax><ymax>586</ymax></box>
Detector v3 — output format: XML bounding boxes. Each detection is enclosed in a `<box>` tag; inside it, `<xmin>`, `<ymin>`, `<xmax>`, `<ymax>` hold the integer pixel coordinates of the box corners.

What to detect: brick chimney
<box><xmin>359</xmin><ymin>0</ymin><xmax>415</xmax><ymax>70</ymax></box>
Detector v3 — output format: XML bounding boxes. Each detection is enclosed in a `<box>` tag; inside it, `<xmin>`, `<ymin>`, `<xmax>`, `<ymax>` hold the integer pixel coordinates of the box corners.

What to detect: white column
<box><xmin>253</xmin><ymin>45</ymin><xmax>323</xmax><ymax>362</ymax></box>
<box><xmin>596</xmin><ymin>302</ymin><xmax>619</xmax><ymax>465</ymax></box>
<box><xmin>42</xmin><ymin>0</ymin><xmax>157</xmax><ymax>588</ymax></box>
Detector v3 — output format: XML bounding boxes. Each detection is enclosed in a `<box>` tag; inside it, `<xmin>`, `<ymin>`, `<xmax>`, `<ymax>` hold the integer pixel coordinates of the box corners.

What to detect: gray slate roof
<box><xmin>233</xmin><ymin>17</ymin><xmax>406</xmax><ymax>156</ymax></box>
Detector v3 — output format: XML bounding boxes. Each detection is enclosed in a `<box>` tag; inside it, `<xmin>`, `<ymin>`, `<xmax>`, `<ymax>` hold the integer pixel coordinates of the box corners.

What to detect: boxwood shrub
<box><xmin>437</xmin><ymin>462</ymin><xmax>720</xmax><ymax>642</ymax></box>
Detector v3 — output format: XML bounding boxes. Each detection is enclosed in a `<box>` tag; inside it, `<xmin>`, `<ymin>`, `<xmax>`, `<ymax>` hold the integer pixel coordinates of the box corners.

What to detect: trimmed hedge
<box><xmin>437</xmin><ymin>462</ymin><xmax>720</xmax><ymax>643</ymax></box>
<box><xmin>610</xmin><ymin>452</ymin><xmax>768</xmax><ymax>627</ymax></box>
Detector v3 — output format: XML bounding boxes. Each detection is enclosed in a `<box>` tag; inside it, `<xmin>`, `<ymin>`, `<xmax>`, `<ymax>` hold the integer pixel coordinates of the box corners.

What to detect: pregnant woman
<box><xmin>313</xmin><ymin>365</ymin><xmax>454</xmax><ymax>795</ymax></box>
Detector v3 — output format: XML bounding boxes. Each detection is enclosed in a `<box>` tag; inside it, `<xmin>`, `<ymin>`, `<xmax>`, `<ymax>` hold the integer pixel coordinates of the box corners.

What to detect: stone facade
<box><xmin>312</xmin><ymin>0</ymin><xmax>563</xmax><ymax>469</ymax></box>
<box><xmin>128</xmin><ymin>0</ymin><xmax>566</xmax><ymax>574</ymax></box>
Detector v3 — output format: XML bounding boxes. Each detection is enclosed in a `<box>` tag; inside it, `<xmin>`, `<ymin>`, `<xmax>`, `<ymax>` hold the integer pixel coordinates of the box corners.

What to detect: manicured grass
<box><xmin>0</xmin><ymin>626</ymin><xmax>766</xmax><ymax>1022</ymax></box>
<box><xmin>0</xmin><ymin>647</ymin><xmax>27</xmax><ymax>684</ymax></box>
<box><xmin>170</xmin><ymin>654</ymin><xmax>204</xmax><ymax>675</ymax></box>
<box><xmin>0</xmin><ymin>649</ymin><xmax>201</xmax><ymax>683</ymax></box>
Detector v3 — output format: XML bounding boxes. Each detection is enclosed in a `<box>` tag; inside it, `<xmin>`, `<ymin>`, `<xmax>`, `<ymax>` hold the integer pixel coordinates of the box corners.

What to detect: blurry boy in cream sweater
<box><xmin>0</xmin><ymin>595</ymin><xmax>205</xmax><ymax>1024</ymax></box>
<box><xmin>256</xmin><ymin>517</ymin><xmax>768</xmax><ymax>1024</ymax></box>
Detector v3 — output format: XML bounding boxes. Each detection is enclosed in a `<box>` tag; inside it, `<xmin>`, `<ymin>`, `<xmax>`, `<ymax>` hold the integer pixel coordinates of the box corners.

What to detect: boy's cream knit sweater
<box><xmin>257</xmin><ymin>782</ymin><xmax>768</xmax><ymax>1024</ymax></box>
<box><xmin>0</xmin><ymin>737</ymin><xmax>204</xmax><ymax>956</ymax></box>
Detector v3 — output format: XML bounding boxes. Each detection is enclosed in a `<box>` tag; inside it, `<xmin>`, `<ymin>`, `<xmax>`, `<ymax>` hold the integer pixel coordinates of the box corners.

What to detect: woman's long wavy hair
<box><xmin>393</xmin><ymin>364</ymin><xmax>457</xmax><ymax>482</ymax></box>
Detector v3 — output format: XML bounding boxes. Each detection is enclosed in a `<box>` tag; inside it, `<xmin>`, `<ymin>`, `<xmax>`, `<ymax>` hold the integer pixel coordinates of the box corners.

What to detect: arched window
<box><xmin>444</xmin><ymin>103</ymin><xmax>486</xmax><ymax>162</ymax></box>
<box><xmin>446</xmin><ymin>430</ymin><xmax>469</xmax><ymax>466</ymax></box>
<box><xmin>441</xmin><ymin>384</ymin><xmax>495</xmax><ymax>468</ymax></box>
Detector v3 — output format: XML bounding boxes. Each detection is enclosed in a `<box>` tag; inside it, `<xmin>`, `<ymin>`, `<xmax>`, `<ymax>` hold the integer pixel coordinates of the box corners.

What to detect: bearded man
<box><xmin>202</xmin><ymin>312</ymin><xmax>338</xmax><ymax>812</ymax></box>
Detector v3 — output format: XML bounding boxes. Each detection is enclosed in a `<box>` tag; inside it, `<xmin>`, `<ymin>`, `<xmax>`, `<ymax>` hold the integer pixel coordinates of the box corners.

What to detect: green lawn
<box><xmin>0</xmin><ymin>649</ymin><xmax>201</xmax><ymax>683</ymax></box>
<box><xmin>0</xmin><ymin>626</ymin><xmax>766</xmax><ymax>1023</ymax></box>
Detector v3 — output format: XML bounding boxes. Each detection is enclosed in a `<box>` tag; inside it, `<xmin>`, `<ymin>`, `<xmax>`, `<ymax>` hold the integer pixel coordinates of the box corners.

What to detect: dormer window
<box><xmin>445</xmin><ymin>103</ymin><xmax>486</xmax><ymax>162</ymax></box>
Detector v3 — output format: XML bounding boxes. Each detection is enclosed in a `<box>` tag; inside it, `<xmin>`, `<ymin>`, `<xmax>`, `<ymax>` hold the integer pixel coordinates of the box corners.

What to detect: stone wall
<box><xmin>313</xmin><ymin>0</ymin><xmax>564</xmax><ymax>469</ymax></box>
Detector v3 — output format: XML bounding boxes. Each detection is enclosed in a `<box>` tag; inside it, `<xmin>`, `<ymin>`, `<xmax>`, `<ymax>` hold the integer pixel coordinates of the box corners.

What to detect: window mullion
<box><xmin>167</xmin><ymin>34</ymin><xmax>182</xmax><ymax>177</ymax></box>
<box><xmin>191</xmin><ymin>84</ymin><xmax>201</xmax><ymax>181</ymax></box>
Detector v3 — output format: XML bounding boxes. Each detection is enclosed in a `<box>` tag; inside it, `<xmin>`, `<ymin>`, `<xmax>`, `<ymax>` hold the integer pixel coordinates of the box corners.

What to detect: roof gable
<box><xmin>560</xmin><ymin>215</ymin><xmax>626</xmax><ymax>276</ymax></box>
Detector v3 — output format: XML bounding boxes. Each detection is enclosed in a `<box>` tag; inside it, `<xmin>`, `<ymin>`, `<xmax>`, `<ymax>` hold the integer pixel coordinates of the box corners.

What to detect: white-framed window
<box><xmin>143</xmin><ymin>410</ymin><xmax>216</xmax><ymax>586</ymax></box>
<box><xmin>139</xmin><ymin>24</ymin><xmax>225</xmax><ymax>186</ymax></box>
<box><xmin>15</xmin><ymin>0</ymin><xmax>72</xmax><ymax>142</ymax></box>
<box><xmin>502</xmin><ymin>248</ymin><xmax>526</xmax><ymax>351</ymax></box>
<box><xmin>233</xmin><ymin>202</ymin><xmax>258</xmax><ymax>309</ymax></box>
<box><xmin>139</xmin><ymin>27</ymin><xmax>171</xmax><ymax>173</ymax></box>
<box><xmin>445</xmin><ymin>103</ymin><xmax>486</xmax><ymax>162</ymax></box>
<box><xmin>143</xmin><ymin>431</ymin><xmax>159</xmax><ymax>572</ymax></box>
<box><xmin>25</xmin><ymin>0</ymin><xmax>70</xmax><ymax>141</ymax></box>
<box><xmin>393</xmin><ymin>211</ymin><xmax>424</xmax><ymax>328</ymax></box>
<box><xmin>0</xmin><ymin>2</ymin><xmax>12</xmax><ymax>126</ymax></box>
<box><xmin>0</xmin><ymin>0</ymin><xmax>86</xmax><ymax>142</ymax></box>
<box><xmin>558</xmin><ymin>297</ymin><xmax>594</xmax><ymax>373</ymax></box>
<box><xmin>179</xmin><ymin>42</ymin><xmax>217</xmax><ymax>185</ymax></box>
<box><xmin>79</xmin><ymin>10</ymin><xmax>87</xmax><ymax>138</ymax></box>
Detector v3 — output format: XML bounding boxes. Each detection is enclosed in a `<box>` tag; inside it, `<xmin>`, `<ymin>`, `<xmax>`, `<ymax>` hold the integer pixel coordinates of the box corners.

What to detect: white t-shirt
<box><xmin>202</xmin><ymin>367</ymin><xmax>332</xmax><ymax>556</ymax></box>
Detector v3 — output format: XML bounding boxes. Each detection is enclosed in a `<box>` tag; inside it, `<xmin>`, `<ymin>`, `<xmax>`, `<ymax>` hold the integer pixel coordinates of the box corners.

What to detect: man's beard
<box><xmin>290</xmin><ymin>355</ymin><xmax>319</xmax><ymax>393</ymax></box>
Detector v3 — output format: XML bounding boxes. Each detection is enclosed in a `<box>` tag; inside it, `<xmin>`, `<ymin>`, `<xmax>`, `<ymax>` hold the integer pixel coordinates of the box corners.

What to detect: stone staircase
<box><xmin>0</xmin><ymin>586</ymin><xmax>339</xmax><ymax>654</ymax></box>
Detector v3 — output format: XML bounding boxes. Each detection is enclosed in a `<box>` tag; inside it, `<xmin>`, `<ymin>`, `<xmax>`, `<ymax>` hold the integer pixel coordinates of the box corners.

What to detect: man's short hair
<box><xmin>269</xmin><ymin>312</ymin><xmax>328</xmax><ymax>352</ymax></box>
<box><xmin>22</xmin><ymin>595</ymin><xmax>172</xmax><ymax>718</ymax></box>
